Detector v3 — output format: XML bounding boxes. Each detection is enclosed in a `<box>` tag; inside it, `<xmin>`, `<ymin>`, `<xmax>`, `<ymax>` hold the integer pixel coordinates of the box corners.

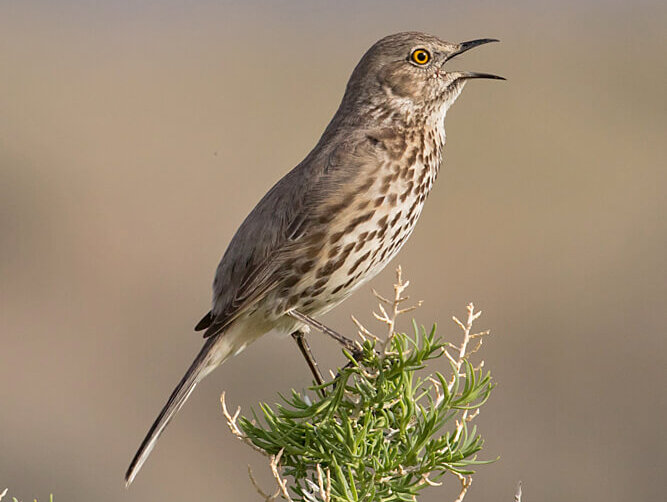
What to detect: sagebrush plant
<box><xmin>222</xmin><ymin>267</ymin><xmax>494</xmax><ymax>502</ymax></box>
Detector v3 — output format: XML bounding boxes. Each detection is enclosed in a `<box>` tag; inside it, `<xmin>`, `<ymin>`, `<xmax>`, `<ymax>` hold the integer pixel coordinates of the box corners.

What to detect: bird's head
<box><xmin>340</xmin><ymin>32</ymin><xmax>503</xmax><ymax>126</ymax></box>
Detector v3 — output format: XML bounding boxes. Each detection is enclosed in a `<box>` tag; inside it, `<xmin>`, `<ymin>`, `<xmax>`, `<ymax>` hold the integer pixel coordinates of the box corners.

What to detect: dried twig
<box><xmin>452</xmin><ymin>471</ymin><xmax>473</xmax><ymax>502</ymax></box>
<box><xmin>449</xmin><ymin>303</ymin><xmax>490</xmax><ymax>391</ymax></box>
<box><xmin>347</xmin><ymin>266</ymin><xmax>423</xmax><ymax>354</ymax></box>
<box><xmin>420</xmin><ymin>473</ymin><xmax>443</xmax><ymax>487</ymax></box>
<box><xmin>270</xmin><ymin>449</ymin><xmax>293</xmax><ymax>502</ymax></box>
<box><xmin>350</xmin><ymin>314</ymin><xmax>380</xmax><ymax>342</ymax></box>
<box><xmin>221</xmin><ymin>392</ymin><xmax>267</xmax><ymax>455</ymax></box>
<box><xmin>371</xmin><ymin>266</ymin><xmax>423</xmax><ymax>353</ymax></box>
<box><xmin>316</xmin><ymin>464</ymin><xmax>332</xmax><ymax>502</ymax></box>
<box><xmin>447</xmin><ymin>303</ymin><xmax>490</xmax><ymax>501</ymax></box>
<box><xmin>248</xmin><ymin>465</ymin><xmax>281</xmax><ymax>501</ymax></box>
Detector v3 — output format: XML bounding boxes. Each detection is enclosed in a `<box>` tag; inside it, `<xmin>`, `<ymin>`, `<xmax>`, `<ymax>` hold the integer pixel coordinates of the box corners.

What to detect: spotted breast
<box><xmin>265</xmin><ymin>120</ymin><xmax>445</xmax><ymax>321</ymax></box>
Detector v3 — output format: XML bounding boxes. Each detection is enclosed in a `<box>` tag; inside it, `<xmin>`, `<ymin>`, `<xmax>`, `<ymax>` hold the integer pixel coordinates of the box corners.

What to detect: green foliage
<box><xmin>238</xmin><ymin>323</ymin><xmax>495</xmax><ymax>502</ymax></box>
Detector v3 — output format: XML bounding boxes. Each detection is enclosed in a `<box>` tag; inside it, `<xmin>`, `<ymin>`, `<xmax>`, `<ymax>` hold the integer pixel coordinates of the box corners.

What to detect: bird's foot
<box><xmin>290</xmin><ymin>330</ymin><xmax>325</xmax><ymax>393</ymax></box>
<box><xmin>287</xmin><ymin>310</ymin><xmax>362</xmax><ymax>359</ymax></box>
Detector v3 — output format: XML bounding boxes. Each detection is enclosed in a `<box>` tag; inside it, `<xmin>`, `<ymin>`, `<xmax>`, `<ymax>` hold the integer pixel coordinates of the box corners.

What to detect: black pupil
<box><xmin>416</xmin><ymin>51</ymin><xmax>426</xmax><ymax>62</ymax></box>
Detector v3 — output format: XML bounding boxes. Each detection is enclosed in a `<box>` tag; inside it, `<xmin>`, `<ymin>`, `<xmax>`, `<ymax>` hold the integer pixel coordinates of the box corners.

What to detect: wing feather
<box><xmin>198</xmin><ymin>132</ymin><xmax>378</xmax><ymax>337</ymax></box>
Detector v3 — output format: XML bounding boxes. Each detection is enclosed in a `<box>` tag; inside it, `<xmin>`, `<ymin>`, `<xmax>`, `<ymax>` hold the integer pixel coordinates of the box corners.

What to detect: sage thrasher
<box><xmin>125</xmin><ymin>31</ymin><xmax>502</xmax><ymax>486</ymax></box>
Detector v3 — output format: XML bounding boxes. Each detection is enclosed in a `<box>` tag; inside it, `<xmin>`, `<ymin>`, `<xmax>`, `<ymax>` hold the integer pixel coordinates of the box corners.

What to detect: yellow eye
<box><xmin>410</xmin><ymin>48</ymin><xmax>431</xmax><ymax>65</ymax></box>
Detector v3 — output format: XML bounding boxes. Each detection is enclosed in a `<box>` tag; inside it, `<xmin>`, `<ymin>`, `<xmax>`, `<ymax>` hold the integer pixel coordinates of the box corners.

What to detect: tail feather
<box><xmin>125</xmin><ymin>336</ymin><xmax>225</xmax><ymax>487</ymax></box>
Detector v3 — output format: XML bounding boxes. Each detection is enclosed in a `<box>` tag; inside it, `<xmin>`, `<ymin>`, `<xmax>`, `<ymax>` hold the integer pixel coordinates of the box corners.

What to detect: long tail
<box><xmin>125</xmin><ymin>335</ymin><xmax>229</xmax><ymax>487</ymax></box>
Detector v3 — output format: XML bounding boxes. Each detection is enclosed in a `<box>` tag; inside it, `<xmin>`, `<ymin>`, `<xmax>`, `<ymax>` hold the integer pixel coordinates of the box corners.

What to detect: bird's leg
<box><xmin>287</xmin><ymin>310</ymin><xmax>361</xmax><ymax>357</ymax></box>
<box><xmin>290</xmin><ymin>329</ymin><xmax>325</xmax><ymax>392</ymax></box>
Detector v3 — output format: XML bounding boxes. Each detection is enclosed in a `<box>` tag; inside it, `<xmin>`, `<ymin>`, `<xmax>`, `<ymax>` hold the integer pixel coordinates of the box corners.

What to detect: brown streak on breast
<box><xmin>344</xmin><ymin>210</ymin><xmax>374</xmax><ymax>233</ymax></box>
<box><xmin>347</xmin><ymin>250</ymin><xmax>371</xmax><ymax>275</ymax></box>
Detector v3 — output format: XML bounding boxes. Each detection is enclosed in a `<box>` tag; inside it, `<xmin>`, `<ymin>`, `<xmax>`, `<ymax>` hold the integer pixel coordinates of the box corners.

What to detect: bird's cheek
<box><xmin>378</xmin><ymin>67</ymin><xmax>417</xmax><ymax>99</ymax></box>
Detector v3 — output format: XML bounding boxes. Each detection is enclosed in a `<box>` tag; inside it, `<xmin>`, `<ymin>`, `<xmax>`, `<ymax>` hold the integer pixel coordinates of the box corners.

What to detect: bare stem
<box><xmin>447</xmin><ymin>303</ymin><xmax>490</xmax><ymax>500</ymax></box>
<box><xmin>452</xmin><ymin>471</ymin><xmax>473</xmax><ymax>502</ymax></box>
<box><xmin>372</xmin><ymin>266</ymin><xmax>423</xmax><ymax>354</ymax></box>
<box><xmin>221</xmin><ymin>392</ymin><xmax>268</xmax><ymax>456</ymax></box>
<box><xmin>248</xmin><ymin>465</ymin><xmax>281</xmax><ymax>501</ymax></box>
<box><xmin>270</xmin><ymin>449</ymin><xmax>293</xmax><ymax>502</ymax></box>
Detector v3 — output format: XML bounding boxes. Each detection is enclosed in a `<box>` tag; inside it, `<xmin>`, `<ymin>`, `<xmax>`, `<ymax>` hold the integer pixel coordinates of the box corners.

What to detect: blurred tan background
<box><xmin>1</xmin><ymin>1</ymin><xmax>665</xmax><ymax>501</ymax></box>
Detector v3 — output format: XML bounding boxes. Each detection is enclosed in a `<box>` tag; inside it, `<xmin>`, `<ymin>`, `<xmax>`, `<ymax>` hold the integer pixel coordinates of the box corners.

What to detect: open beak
<box><xmin>445</xmin><ymin>38</ymin><xmax>505</xmax><ymax>80</ymax></box>
<box><xmin>457</xmin><ymin>72</ymin><xmax>505</xmax><ymax>81</ymax></box>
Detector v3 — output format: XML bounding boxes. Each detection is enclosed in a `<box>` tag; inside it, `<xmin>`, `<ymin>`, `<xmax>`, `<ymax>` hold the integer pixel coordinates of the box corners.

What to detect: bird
<box><xmin>125</xmin><ymin>31</ymin><xmax>502</xmax><ymax>486</ymax></box>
